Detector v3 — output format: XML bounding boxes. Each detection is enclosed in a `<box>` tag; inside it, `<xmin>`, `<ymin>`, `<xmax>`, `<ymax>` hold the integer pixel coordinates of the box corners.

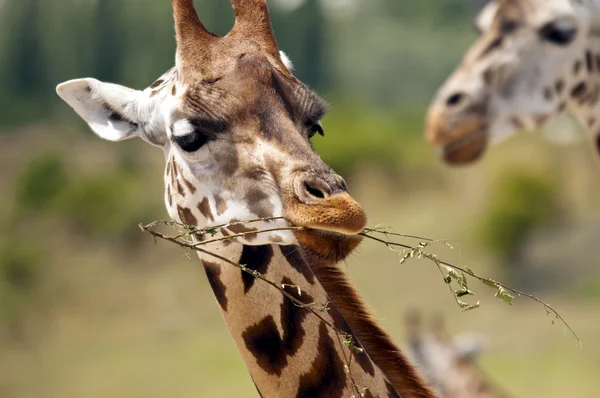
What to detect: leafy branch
<box><xmin>360</xmin><ymin>227</ymin><xmax>582</xmax><ymax>347</ymax></box>
<box><xmin>140</xmin><ymin>218</ymin><xmax>582</xmax><ymax>386</ymax></box>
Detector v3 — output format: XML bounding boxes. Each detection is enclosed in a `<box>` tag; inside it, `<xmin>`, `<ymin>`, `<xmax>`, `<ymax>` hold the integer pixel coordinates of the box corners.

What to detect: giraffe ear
<box><xmin>475</xmin><ymin>1</ymin><xmax>499</xmax><ymax>33</ymax></box>
<box><xmin>56</xmin><ymin>78</ymin><xmax>144</xmax><ymax>142</ymax></box>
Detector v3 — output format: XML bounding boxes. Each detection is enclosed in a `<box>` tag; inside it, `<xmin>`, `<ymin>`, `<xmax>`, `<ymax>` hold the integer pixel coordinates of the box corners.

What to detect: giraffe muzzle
<box><xmin>284</xmin><ymin>174</ymin><xmax>367</xmax><ymax>236</ymax></box>
<box><xmin>426</xmin><ymin>107</ymin><xmax>489</xmax><ymax>165</ymax></box>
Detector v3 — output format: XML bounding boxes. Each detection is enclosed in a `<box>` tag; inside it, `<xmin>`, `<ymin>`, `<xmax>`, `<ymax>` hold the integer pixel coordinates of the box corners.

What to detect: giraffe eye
<box><xmin>308</xmin><ymin>122</ymin><xmax>324</xmax><ymax>139</ymax></box>
<box><xmin>173</xmin><ymin>131</ymin><xmax>211</xmax><ymax>152</ymax></box>
<box><xmin>539</xmin><ymin>20</ymin><xmax>577</xmax><ymax>46</ymax></box>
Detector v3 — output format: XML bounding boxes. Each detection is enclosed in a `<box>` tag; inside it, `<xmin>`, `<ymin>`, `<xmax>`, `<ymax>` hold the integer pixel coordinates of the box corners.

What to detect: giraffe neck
<box><xmin>196</xmin><ymin>239</ymin><xmax>436</xmax><ymax>398</ymax></box>
<box><xmin>407</xmin><ymin>332</ymin><xmax>507</xmax><ymax>398</ymax></box>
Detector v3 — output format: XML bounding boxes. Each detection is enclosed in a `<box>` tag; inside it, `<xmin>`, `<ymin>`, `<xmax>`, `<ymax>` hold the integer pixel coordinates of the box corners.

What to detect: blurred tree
<box><xmin>273</xmin><ymin>0</ymin><xmax>329</xmax><ymax>90</ymax></box>
<box><xmin>478</xmin><ymin>171</ymin><xmax>559</xmax><ymax>268</ymax></box>
<box><xmin>2</xmin><ymin>0</ymin><xmax>45</xmax><ymax>98</ymax></box>
<box><xmin>15</xmin><ymin>154</ymin><xmax>68</xmax><ymax>212</ymax></box>
<box><xmin>92</xmin><ymin>0</ymin><xmax>125</xmax><ymax>82</ymax></box>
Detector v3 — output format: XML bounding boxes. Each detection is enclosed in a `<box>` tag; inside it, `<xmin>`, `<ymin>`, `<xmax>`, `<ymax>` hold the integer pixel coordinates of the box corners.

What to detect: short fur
<box><xmin>312</xmin><ymin>263</ymin><xmax>437</xmax><ymax>398</ymax></box>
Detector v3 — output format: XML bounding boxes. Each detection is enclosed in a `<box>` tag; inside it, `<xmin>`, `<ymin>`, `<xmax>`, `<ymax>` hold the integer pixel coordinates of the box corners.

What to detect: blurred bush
<box><xmin>0</xmin><ymin>241</ymin><xmax>43</xmax><ymax>338</ymax></box>
<box><xmin>478</xmin><ymin>171</ymin><xmax>559</xmax><ymax>263</ymax></box>
<box><xmin>54</xmin><ymin>174</ymin><xmax>153</xmax><ymax>242</ymax></box>
<box><xmin>13</xmin><ymin>153</ymin><xmax>158</xmax><ymax>244</ymax></box>
<box><xmin>15</xmin><ymin>154</ymin><xmax>68</xmax><ymax>212</ymax></box>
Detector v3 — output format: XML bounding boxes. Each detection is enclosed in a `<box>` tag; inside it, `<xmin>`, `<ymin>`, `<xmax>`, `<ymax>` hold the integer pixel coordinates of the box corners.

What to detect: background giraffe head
<box><xmin>56</xmin><ymin>0</ymin><xmax>366</xmax><ymax>262</ymax></box>
<box><xmin>426</xmin><ymin>0</ymin><xmax>595</xmax><ymax>165</ymax></box>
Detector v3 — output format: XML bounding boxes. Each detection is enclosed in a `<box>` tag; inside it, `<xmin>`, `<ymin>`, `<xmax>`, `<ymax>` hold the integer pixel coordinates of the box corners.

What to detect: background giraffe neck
<box><xmin>563</xmin><ymin>12</ymin><xmax>600</xmax><ymax>151</ymax></box>
<box><xmin>196</xmin><ymin>239</ymin><xmax>436</xmax><ymax>398</ymax></box>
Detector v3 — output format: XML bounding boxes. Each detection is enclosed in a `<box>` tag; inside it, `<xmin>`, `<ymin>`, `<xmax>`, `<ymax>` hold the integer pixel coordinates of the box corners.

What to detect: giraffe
<box><xmin>404</xmin><ymin>311</ymin><xmax>510</xmax><ymax>398</ymax></box>
<box><xmin>426</xmin><ymin>0</ymin><xmax>600</xmax><ymax>165</ymax></box>
<box><xmin>55</xmin><ymin>1</ymin><xmax>437</xmax><ymax>397</ymax></box>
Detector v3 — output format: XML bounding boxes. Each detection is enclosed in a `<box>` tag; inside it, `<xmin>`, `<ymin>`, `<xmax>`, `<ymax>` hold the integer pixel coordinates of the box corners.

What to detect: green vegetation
<box><xmin>479</xmin><ymin>170</ymin><xmax>558</xmax><ymax>261</ymax></box>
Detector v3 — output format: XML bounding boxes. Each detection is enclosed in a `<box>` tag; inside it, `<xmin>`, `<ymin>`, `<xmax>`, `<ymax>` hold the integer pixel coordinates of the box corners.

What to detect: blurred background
<box><xmin>1</xmin><ymin>0</ymin><xmax>599</xmax><ymax>397</ymax></box>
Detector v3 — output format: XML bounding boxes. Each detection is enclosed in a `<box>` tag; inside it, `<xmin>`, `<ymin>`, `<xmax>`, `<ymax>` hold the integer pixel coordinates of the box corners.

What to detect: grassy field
<box><xmin>1</xmin><ymin>126</ymin><xmax>599</xmax><ymax>397</ymax></box>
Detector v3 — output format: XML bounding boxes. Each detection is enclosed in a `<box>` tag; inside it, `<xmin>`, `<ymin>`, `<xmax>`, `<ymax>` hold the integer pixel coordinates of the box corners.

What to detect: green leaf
<box><xmin>456</xmin><ymin>289</ymin><xmax>474</xmax><ymax>298</ymax></box>
<box><xmin>495</xmin><ymin>287</ymin><xmax>515</xmax><ymax>305</ymax></box>
<box><xmin>458</xmin><ymin>300</ymin><xmax>480</xmax><ymax>312</ymax></box>
<box><xmin>482</xmin><ymin>279</ymin><xmax>499</xmax><ymax>289</ymax></box>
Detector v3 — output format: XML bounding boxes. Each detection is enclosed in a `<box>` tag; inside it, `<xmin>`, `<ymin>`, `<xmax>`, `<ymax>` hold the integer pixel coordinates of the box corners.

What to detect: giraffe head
<box><xmin>56</xmin><ymin>0</ymin><xmax>366</xmax><ymax>262</ymax></box>
<box><xmin>426</xmin><ymin>0</ymin><xmax>593</xmax><ymax>165</ymax></box>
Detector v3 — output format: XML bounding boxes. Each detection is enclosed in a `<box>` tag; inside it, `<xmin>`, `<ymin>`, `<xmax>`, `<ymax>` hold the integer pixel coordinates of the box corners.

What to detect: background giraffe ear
<box><xmin>56</xmin><ymin>78</ymin><xmax>144</xmax><ymax>142</ymax></box>
<box><xmin>475</xmin><ymin>1</ymin><xmax>499</xmax><ymax>33</ymax></box>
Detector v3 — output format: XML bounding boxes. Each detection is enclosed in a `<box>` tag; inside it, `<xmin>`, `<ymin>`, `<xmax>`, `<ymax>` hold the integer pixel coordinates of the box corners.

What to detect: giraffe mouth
<box><xmin>435</xmin><ymin>123</ymin><xmax>489</xmax><ymax>166</ymax></box>
<box><xmin>282</xmin><ymin>191</ymin><xmax>367</xmax><ymax>263</ymax></box>
<box><xmin>283</xmin><ymin>192</ymin><xmax>367</xmax><ymax>236</ymax></box>
<box><xmin>426</xmin><ymin>105</ymin><xmax>489</xmax><ymax>165</ymax></box>
<box><xmin>292</xmin><ymin>229</ymin><xmax>363</xmax><ymax>265</ymax></box>
<box><xmin>441</xmin><ymin>133</ymin><xmax>488</xmax><ymax>165</ymax></box>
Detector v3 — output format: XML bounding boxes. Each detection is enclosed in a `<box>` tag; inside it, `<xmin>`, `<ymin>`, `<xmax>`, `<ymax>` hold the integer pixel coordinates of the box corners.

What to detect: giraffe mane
<box><xmin>311</xmin><ymin>262</ymin><xmax>436</xmax><ymax>398</ymax></box>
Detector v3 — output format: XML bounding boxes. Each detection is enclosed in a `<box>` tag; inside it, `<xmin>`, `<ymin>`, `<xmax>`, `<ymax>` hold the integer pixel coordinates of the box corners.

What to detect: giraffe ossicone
<box><xmin>426</xmin><ymin>0</ymin><xmax>600</xmax><ymax>165</ymax></box>
<box><xmin>56</xmin><ymin>0</ymin><xmax>436</xmax><ymax>397</ymax></box>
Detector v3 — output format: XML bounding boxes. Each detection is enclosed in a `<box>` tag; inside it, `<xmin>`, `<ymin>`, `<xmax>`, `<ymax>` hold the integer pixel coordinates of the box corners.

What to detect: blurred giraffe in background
<box><xmin>404</xmin><ymin>310</ymin><xmax>511</xmax><ymax>398</ymax></box>
<box><xmin>427</xmin><ymin>0</ymin><xmax>600</xmax><ymax>165</ymax></box>
<box><xmin>56</xmin><ymin>0</ymin><xmax>437</xmax><ymax>396</ymax></box>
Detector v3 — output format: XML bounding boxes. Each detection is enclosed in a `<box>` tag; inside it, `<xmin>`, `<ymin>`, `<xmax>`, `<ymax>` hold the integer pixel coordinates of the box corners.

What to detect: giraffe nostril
<box><xmin>446</xmin><ymin>92</ymin><xmax>466</xmax><ymax>107</ymax></box>
<box><xmin>304</xmin><ymin>182</ymin><xmax>326</xmax><ymax>199</ymax></box>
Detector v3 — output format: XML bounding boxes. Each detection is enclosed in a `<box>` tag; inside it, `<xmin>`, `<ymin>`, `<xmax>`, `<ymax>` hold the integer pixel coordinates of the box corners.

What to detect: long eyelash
<box><xmin>296</xmin><ymin>86</ymin><xmax>329</xmax><ymax>122</ymax></box>
<box><xmin>173</xmin><ymin>131</ymin><xmax>212</xmax><ymax>152</ymax></box>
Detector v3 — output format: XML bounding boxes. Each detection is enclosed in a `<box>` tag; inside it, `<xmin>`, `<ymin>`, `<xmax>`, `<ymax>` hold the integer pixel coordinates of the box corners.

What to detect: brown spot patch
<box><xmin>596</xmin><ymin>134</ymin><xmax>600</xmax><ymax>156</ymax></box>
<box><xmin>242</xmin><ymin>315</ymin><xmax>288</xmax><ymax>376</ymax></box>
<box><xmin>280</xmin><ymin>246</ymin><xmax>315</xmax><ymax>285</ymax></box>
<box><xmin>167</xmin><ymin>185</ymin><xmax>173</xmax><ymax>207</ymax></box>
<box><xmin>280</xmin><ymin>277</ymin><xmax>312</xmax><ymax>356</ymax></box>
<box><xmin>544</xmin><ymin>87</ymin><xmax>554</xmax><ymax>101</ymax></box>
<box><xmin>215</xmin><ymin>195</ymin><xmax>228</xmax><ymax>216</ymax></box>
<box><xmin>169</xmin><ymin>161</ymin><xmax>184</xmax><ymax>196</ymax></box>
<box><xmin>586</xmin><ymin>50</ymin><xmax>594</xmax><ymax>73</ymax></box>
<box><xmin>246</xmin><ymin>187</ymin><xmax>274</xmax><ymax>219</ymax></box>
<box><xmin>555</xmin><ymin>80</ymin><xmax>565</xmax><ymax>94</ymax></box>
<box><xmin>171</xmin><ymin>85</ymin><xmax>177</xmax><ymax>96</ymax></box>
<box><xmin>296</xmin><ymin>322</ymin><xmax>347</xmax><ymax>398</ymax></box>
<box><xmin>181</xmin><ymin>173</ymin><xmax>197</xmax><ymax>194</ymax></box>
<box><xmin>197</xmin><ymin>198</ymin><xmax>214</xmax><ymax>221</ymax></box>
<box><xmin>241</xmin><ymin>276</ymin><xmax>314</xmax><ymax>377</ymax></box>
<box><xmin>571</xmin><ymin>81</ymin><xmax>587</xmax><ymax>98</ymax></box>
<box><xmin>177</xmin><ymin>205</ymin><xmax>197</xmax><ymax>226</ymax></box>
<box><xmin>228</xmin><ymin>221</ymin><xmax>258</xmax><ymax>241</ymax></box>
<box><xmin>240</xmin><ymin>245</ymin><xmax>274</xmax><ymax>293</ymax></box>
<box><xmin>166</xmin><ymin>158</ymin><xmax>172</xmax><ymax>177</ymax></box>
<box><xmin>203</xmin><ymin>261</ymin><xmax>228</xmax><ymax>311</ymax></box>
<box><xmin>588</xmin><ymin>117</ymin><xmax>596</xmax><ymax>128</ymax></box>
<box><xmin>574</xmin><ymin>60</ymin><xmax>583</xmax><ymax>75</ymax></box>
<box><xmin>482</xmin><ymin>68</ymin><xmax>494</xmax><ymax>86</ymax></box>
